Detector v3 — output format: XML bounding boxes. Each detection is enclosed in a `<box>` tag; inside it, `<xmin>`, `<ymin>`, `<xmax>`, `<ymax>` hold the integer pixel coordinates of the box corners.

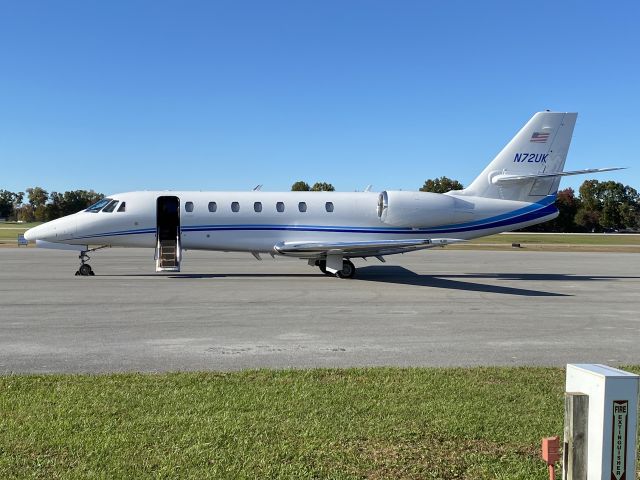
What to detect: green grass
<box><xmin>3</xmin><ymin>367</ymin><xmax>638</xmax><ymax>479</ymax></box>
<box><xmin>471</xmin><ymin>233</ymin><xmax>640</xmax><ymax>245</ymax></box>
<box><xmin>0</xmin><ymin>222</ymin><xmax>40</xmax><ymax>242</ymax></box>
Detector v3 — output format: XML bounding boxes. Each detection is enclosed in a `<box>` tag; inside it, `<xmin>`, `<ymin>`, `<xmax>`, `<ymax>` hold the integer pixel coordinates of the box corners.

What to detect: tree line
<box><xmin>291</xmin><ymin>181</ymin><xmax>335</xmax><ymax>191</ymax></box>
<box><xmin>2</xmin><ymin>179</ymin><xmax>638</xmax><ymax>232</ymax></box>
<box><xmin>0</xmin><ymin>187</ymin><xmax>104</xmax><ymax>222</ymax></box>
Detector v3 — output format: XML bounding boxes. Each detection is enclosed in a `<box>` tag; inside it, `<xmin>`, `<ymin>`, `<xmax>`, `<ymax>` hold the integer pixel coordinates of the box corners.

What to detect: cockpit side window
<box><xmin>102</xmin><ymin>200</ymin><xmax>119</xmax><ymax>213</ymax></box>
<box><xmin>86</xmin><ymin>198</ymin><xmax>112</xmax><ymax>213</ymax></box>
<box><xmin>117</xmin><ymin>202</ymin><xmax>126</xmax><ymax>212</ymax></box>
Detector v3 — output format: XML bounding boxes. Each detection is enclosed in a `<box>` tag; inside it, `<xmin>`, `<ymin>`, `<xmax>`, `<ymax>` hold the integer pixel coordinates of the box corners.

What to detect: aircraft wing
<box><xmin>274</xmin><ymin>238</ymin><xmax>465</xmax><ymax>258</ymax></box>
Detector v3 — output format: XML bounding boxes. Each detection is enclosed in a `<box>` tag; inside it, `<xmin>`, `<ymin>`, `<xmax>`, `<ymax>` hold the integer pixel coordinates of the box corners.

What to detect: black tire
<box><xmin>79</xmin><ymin>264</ymin><xmax>92</xmax><ymax>276</ymax></box>
<box><xmin>336</xmin><ymin>260</ymin><xmax>356</xmax><ymax>279</ymax></box>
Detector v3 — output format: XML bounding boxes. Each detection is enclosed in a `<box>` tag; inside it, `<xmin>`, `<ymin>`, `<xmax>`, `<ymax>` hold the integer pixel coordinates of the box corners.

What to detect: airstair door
<box><xmin>156</xmin><ymin>196</ymin><xmax>181</xmax><ymax>272</ymax></box>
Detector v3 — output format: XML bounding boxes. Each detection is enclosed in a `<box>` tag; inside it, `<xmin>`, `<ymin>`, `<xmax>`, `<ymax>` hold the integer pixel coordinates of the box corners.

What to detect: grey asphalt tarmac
<box><xmin>0</xmin><ymin>247</ymin><xmax>638</xmax><ymax>373</ymax></box>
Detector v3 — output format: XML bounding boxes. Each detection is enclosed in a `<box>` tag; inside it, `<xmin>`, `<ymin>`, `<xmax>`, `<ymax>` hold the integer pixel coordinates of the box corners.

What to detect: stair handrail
<box><xmin>176</xmin><ymin>228</ymin><xmax>182</xmax><ymax>263</ymax></box>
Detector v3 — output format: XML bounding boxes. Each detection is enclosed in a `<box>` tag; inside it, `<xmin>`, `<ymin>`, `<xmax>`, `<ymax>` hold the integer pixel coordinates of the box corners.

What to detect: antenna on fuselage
<box><xmin>253</xmin><ymin>184</ymin><xmax>263</xmax><ymax>191</ymax></box>
<box><xmin>364</xmin><ymin>184</ymin><xmax>373</xmax><ymax>192</ymax></box>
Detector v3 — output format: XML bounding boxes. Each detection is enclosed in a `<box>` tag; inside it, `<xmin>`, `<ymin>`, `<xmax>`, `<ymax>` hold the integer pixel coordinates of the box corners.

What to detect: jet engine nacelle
<box><xmin>377</xmin><ymin>190</ymin><xmax>473</xmax><ymax>228</ymax></box>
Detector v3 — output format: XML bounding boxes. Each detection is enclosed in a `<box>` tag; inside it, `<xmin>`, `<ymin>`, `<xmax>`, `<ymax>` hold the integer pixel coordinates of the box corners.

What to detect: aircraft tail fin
<box><xmin>460</xmin><ymin>111</ymin><xmax>578</xmax><ymax>202</ymax></box>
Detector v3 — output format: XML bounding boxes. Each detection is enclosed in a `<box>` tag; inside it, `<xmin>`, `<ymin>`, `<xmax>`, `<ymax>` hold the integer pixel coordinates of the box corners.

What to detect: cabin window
<box><xmin>185</xmin><ymin>201</ymin><xmax>194</xmax><ymax>213</ymax></box>
<box><xmin>102</xmin><ymin>200</ymin><xmax>119</xmax><ymax>213</ymax></box>
<box><xmin>298</xmin><ymin>202</ymin><xmax>307</xmax><ymax>213</ymax></box>
<box><xmin>117</xmin><ymin>202</ymin><xmax>126</xmax><ymax>212</ymax></box>
<box><xmin>85</xmin><ymin>198</ymin><xmax>112</xmax><ymax>213</ymax></box>
<box><xmin>231</xmin><ymin>201</ymin><xmax>240</xmax><ymax>212</ymax></box>
<box><xmin>276</xmin><ymin>201</ymin><xmax>285</xmax><ymax>213</ymax></box>
<box><xmin>208</xmin><ymin>201</ymin><xmax>217</xmax><ymax>212</ymax></box>
<box><xmin>254</xmin><ymin>202</ymin><xmax>262</xmax><ymax>212</ymax></box>
<box><xmin>325</xmin><ymin>201</ymin><xmax>334</xmax><ymax>212</ymax></box>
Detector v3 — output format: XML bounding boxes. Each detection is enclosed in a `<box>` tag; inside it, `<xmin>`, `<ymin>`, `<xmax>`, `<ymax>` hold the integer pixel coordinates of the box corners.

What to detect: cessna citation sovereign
<box><xmin>25</xmin><ymin>111</ymin><xmax>621</xmax><ymax>278</ymax></box>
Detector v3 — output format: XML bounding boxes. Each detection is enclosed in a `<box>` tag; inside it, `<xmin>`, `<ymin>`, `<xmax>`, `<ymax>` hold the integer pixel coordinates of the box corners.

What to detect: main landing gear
<box><xmin>75</xmin><ymin>245</ymin><xmax>109</xmax><ymax>276</ymax></box>
<box><xmin>316</xmin><ymin>259</ymin><xmax>356</xmax><ymax>279</ymax></box>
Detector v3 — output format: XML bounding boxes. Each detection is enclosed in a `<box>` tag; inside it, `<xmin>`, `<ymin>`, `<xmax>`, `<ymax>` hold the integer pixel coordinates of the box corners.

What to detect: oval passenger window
<box><xmin>208</xmin><ymin>202</ymin><xmax>217</xmax><ymax>212</ymax></box>
<box><xmin>185</xmin><ymin>202</ymin><xmax>194</xmax><ymax>213</ymax></box>
<box><xmin>231</xmin><ymin>202</ymin><xmax>240</xmax><ymax>212</ymax></box>
<box><xmin>276</xmin><ymin>202</ymin><xmax>285</xmax><ymax>213</ymax></box>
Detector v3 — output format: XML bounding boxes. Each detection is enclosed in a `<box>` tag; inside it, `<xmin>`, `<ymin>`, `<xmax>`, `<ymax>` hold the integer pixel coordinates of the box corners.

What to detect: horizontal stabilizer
<box><xmin>275</xmin><ymin>238</ymin><xmax>466</xmax><ymax>258</ymax></box>
<box><xmin>491</xmin><ymin>167</ymin><xmax>625</xmax><ymax>184</ymax></box>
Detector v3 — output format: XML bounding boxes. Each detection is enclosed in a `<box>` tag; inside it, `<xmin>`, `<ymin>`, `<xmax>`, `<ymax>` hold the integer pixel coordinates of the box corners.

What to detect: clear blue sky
<box><xmin>1</xmin><ymin>1</ymin><xmax>638</xmax><ymax>195</ymax></box>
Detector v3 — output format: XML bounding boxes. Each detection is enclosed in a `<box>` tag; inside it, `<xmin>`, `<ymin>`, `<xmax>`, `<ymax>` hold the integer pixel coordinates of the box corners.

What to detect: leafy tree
<box><xmin>574</xmin><ymin>180</ymin><xmax>639</xmax><ymax>231</ymax></box>
<box><xmin>419</xmin><ymin>176</ymin><xmax>464</xmax><ymax>193</ymax></box>
<box><xmin>548</xmin><ymin>188</ymin><xmax>581</xmax><ymax>232</ymax></box>
<box><xmin>26</xmin><ymin>187</ymin><xmax>48</xmax><ymax>208</ymax></box>
<box><xmin>574</xmin><ymin>208</ymin><xmax>600</xmax><ymax>232</ymax></box>
<box><xmin>311</xmin><ymin>182</ymin><xmax>335</xmax><ymax>192</ymax></box>
<box><xmin>576</xmin><ymin>180</ymin><xmax>599</xmax><ymax>211</ymax></box>
<box><xmin>619</xmin><ymin>186</ymin><xmax>640</xmax><ymax>229</ymax></box>
<box><xmin>45</xmin><ymin>192</ymin><xmax>63</xmax><ymax>221</ymax></box>
<box><xmin>12</xmin><ymin>192</ymin><xmax>24</xmax><ymax>221</ymax></box>
<box><xmin>291</xmin><ymin>181</ymin><xmax>310</xmax><ymax>191</ymax></box>
<box><xmin>600</xmin><ymin>181</ymin><xmax>639</xmax><ymax>230</ymax></box>
<box><xmin>27</xmin><ymin>187</ymin><xmax>49</xmax><ymax>221</ymax></box>
<box><xmin>18</xmin><ymin>204</ymin><xmax>36</xmax><ymax>222</ymax></box>
<box><xmin>575</xmin><ymin>180</ymin><xmax>602</xmax><ymax>231</ymax></box>
<box><xmin>0</xmin><ymin>190</ymin><xmax>17</xmax><ymax>219</ymax></box>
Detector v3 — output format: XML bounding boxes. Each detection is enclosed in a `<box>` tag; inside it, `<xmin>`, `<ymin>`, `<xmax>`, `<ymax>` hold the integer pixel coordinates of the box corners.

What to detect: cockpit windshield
<box><xmin>102</xmin><ymin>200</ymin><xmax>119</xmax><ymax>213</ymax></box>
<box><xmin>85</xmin><ymin>198</ymin><xmax>112</xmax><ymax>213</ymax></box>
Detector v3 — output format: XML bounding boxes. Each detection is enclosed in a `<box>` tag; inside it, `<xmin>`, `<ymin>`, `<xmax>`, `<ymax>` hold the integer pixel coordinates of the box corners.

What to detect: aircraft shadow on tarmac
<box><xmin>352</xmin><ymin>266</ymin><xmax>569</xmax><ymax>296</ymax></box>
<box><xmin>353</xmin><ymin>265</ymin><xmax>640</xmax><ymax>297</ymax></box>
<box><xmin>356</xmin><ymin>266</ymin><xmax>640</xmax><ymax>297</ymax></box>
<box><xmin>104</xmin><ymin>266</ymin><xmax>638</xmax><ymax>297</ymax></box>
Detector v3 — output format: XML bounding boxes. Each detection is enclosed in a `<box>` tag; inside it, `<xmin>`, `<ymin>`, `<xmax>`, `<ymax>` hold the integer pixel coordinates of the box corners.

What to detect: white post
<box><xmin>565</xmin><ymin>364</ymin><xmax>639</xmax><ymax>480</ymax></box>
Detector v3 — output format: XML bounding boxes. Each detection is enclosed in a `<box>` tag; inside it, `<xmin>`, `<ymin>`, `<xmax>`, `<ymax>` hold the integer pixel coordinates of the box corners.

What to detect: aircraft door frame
<box><xmin>156</xmin><ymin>196</ymin><xmax>180</xmax><ymax>242</ymax></box>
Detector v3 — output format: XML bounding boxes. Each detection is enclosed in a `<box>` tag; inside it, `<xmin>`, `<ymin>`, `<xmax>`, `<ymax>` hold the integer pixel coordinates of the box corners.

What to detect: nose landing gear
<box><xmin>76</xmin><ymin>251</ymin><xmax>95</xmax><ymax>276</ymax></box>
<box><xmin>75</xmin><ymin>245</ymin><xmax>109</xmax><ymax>276</ymax></box>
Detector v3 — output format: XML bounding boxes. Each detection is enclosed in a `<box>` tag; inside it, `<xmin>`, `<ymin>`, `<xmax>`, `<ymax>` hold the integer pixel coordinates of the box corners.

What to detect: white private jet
<box><xmin>24</xmin><ymin>111</ymin><xmax>622</xmax><ymax>278</ymax></box>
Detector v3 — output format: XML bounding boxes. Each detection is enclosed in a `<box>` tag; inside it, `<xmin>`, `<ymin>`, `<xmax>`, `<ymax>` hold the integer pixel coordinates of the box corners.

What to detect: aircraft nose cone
<box><xmin>24</xmin><ymin>225</ymin><xmax>45</xmax><ymax>241</ymax></box>
<box><xmin>23</xmin><ymin>217</ymin><xmax>76</xmax><ymax>242</ymax></box>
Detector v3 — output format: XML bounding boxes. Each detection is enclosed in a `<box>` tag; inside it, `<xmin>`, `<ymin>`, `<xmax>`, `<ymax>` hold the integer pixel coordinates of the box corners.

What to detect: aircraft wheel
<box><xmin>78</xmin><ymin>264</ymin><xmax>93</xmax><ymax>276</ymax></box>
<box><xmin>336</xmin><ymin>260</ymin><xmax>356</xmax><ymax>279</ymax></box>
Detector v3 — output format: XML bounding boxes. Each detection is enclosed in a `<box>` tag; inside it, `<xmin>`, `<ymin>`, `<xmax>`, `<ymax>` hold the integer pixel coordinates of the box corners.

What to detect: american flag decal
<box><xmin>530</xmin><ymin>131</ymin><xmax>550</xmax><ymax>143</ymax></box>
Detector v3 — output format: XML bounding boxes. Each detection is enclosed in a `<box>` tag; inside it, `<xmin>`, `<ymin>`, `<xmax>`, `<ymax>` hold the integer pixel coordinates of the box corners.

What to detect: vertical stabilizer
<box><xmin>461</xmin><ymin>111</ymin><xmax>577</xmax><ymax>201</ymax></box>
